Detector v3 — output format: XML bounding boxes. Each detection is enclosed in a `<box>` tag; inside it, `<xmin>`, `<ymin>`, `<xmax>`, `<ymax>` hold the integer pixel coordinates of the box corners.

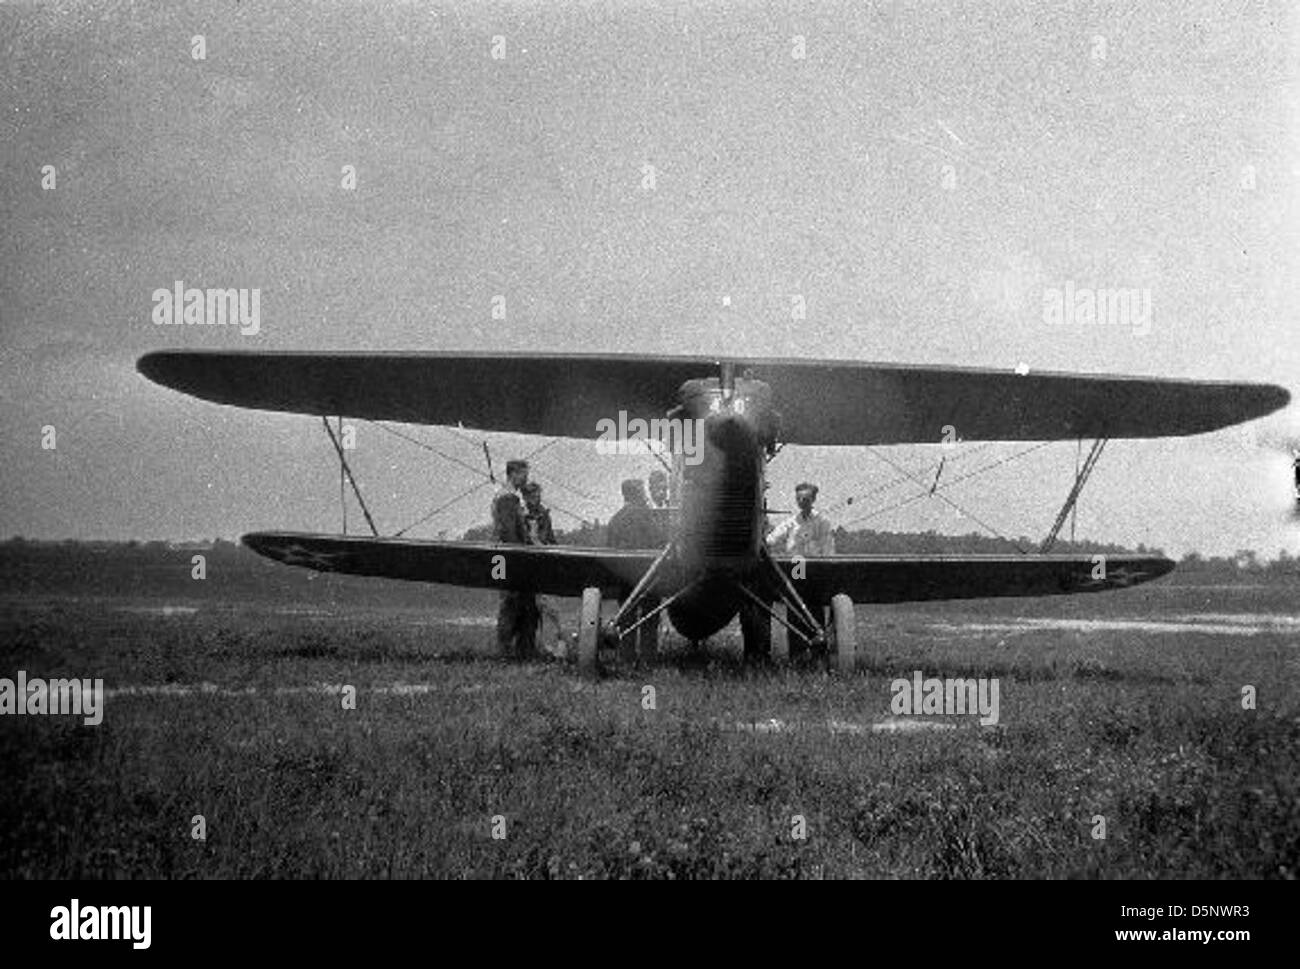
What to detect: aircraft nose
<box><xmin>704</xmin><ymin>410</ymin><xmax>759</xmax><ymax>450</ymax></box>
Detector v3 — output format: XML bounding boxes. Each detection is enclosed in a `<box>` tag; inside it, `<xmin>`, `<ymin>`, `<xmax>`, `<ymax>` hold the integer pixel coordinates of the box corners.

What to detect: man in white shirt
<box><xmin>757</xmin><ymin>481</ymin><xmax>836</xmax><ymax>661</ymax></box>
<box><xmin>766</xmin><ymin>482</ymin><xmax>835</xmax><ymax>556</ymax></box>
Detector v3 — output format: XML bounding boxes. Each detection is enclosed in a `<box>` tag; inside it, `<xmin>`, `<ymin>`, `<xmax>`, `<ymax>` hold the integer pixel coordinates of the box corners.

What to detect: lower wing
<box><xmin>244</xmin><ymin>532</ymin><xmax>1173</xmax><ymax>604</ymax></box>
<box><xmin>768</xmin><ymin>553</ymin><xmax>1175</xmax><ymax>604</ymax></box>
<box><xmin>242</xmin><ymin>532</ymin><xmax>659</xmax><ymax>598</ymax></box>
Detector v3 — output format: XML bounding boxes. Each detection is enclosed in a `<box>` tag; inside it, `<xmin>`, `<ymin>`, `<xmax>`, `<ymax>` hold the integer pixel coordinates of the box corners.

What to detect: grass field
<box><xmin>1</xmin><ymin>582</ymin><xmax>1297</xmax><ymax>879</ymax></box>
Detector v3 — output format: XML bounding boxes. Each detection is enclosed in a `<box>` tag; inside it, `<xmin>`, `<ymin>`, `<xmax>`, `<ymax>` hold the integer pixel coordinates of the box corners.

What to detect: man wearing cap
<box><xmin>492</xmin><ymin>459</ymin><xmax>538</xmax><ymax>658</ymax></box>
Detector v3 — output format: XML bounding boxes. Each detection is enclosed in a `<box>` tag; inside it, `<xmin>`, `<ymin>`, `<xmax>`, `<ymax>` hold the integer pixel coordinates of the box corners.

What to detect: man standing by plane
<box><xmin>751</xmin><ymin>481</ymin><xmax>835</xmax><ymax>662</ymax></box>
<box><xmin>493</xmin><ymin>459</ymin><xmax>538</xmax><ymax>658</ymax></box>
<box><xmin>647</xmin><ymin>469</ymin><xmax>669</xmax><ymax>510</ymax></box>
<box><xmin>640</xmin><ymin>469</ymin><xmax>671</xmax><ymax>659</ymax></box>
<box><xmin>646</xmin><ymin>468</ymin><xmax>672</xmax><ymax>546</ymax></box>
<box><xmin>607</xmin><ymin>478</ymin><xmax>663</xmax><ymax>662</ymax></box>
<box><xmin>766</xmin><ymin>482</ymin><xmax>835</xmax><ymax>556</ymax></box>
<box><xmin>521</xmin><ymin>481</ymin><xmax>564</xmax><ymax>656</ymax></box>
<box><xmin>606</xmin><ymin>478</ymin><xmax>660</xmax><ymax>549</ymax></box>
<box><xmin>521</xmin><ymin>481</ymin><xmax>556</xmax><ymax>546</ymax></box>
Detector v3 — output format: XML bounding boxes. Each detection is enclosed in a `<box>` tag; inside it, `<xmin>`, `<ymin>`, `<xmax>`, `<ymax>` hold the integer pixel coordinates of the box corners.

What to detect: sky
<box><xmin>1</xmin><ymin>0</ymin><xmax>1297</xmax><ymax>558</ymax></box>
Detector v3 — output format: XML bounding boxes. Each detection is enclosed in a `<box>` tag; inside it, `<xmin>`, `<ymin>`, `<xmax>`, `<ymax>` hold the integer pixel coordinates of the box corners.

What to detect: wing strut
<box><xmin>321</xmin><ymin>417</ymin><xmax>379</xmax><ymax>537</ymax></box>
<box><xmin>1040</xmin><ymin>438</ymin><xmax>1108</xmax><ymax>553</ymax></box>
<box><xmin>338</xmin><ymin>416</ymin><xmax>347</xmax><ymax>535</ymax></box>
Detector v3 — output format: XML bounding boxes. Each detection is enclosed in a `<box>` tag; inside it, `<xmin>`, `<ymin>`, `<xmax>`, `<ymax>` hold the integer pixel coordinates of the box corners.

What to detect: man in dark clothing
<box><xmin>606</xmin><ymin>478</ymin><xmax>660</xmax><ymax>549</ymax></box>
<box><xmin>492</xmin><ymin>460</ymin><xmax>530</xmax><ymax>543</ymax></box>
<box><xmin>521</xmin><ymin>481</ymin><xmax>557</xmax><ymax>546</ymax></box>
<box><xmin>521</xmin><ymin>481</ymin><xmax>565</xmax><ymax>656</ymax></box>
<box><xmin>493</xmin><ymin>459</ymin><xmax>538</xmax><ymax>658</ymax></box>
<box><xmin>606</xmin><ymin>478</ymin><xmax>665</xmax><ymax>662</ymax></box>
<box><xmin>641</xmin><ymin>471</ymin><xmax>672</xmax><ymax>660</ymax></box>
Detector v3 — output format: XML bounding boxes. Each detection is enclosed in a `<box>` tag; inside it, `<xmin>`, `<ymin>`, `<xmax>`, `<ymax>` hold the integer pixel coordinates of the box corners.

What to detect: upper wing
<box><xmin>756</xmin><ymin>360</ymin><xmax>1289</xmax><ymax>444</ymax></box>
<box><xmin>242</xmin><ymin>531</ymin><xmax>659</xmax><ymax>598</ymax></box>
<box><xmin>764</xmin><ymin>553</ymin><xmax>1176</xmax><ymax>604</ymax></box>
<box><xmin>140</xmin><ymin>351</ymin><xmax>704</xmax><ymax>439</ymax></box>
<box><xmin>138</xmin><ymin>351</ymin><xmax>1288</xmax><ymax>443</ymax></box>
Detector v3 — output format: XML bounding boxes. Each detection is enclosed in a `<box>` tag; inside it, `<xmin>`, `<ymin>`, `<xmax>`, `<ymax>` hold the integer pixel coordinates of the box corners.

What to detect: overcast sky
<box><xmin>1</xmin><ymin>0</ymin><xmax>1297</xmax><ymax>557</ymax></box>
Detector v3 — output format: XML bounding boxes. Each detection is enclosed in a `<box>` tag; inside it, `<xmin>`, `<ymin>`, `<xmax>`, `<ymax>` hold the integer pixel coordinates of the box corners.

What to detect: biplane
<box><xmin>137</xmin><ymin>351</ymin><xmax>1289</xmax><ymax>674</ymax></box>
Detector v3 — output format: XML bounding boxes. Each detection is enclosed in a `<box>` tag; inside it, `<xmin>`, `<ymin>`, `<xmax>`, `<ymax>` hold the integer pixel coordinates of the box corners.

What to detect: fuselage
<box><xmin>664</xmin><ymin>374</ymin><xmax>780</xmax><ymax>640</ymax></box>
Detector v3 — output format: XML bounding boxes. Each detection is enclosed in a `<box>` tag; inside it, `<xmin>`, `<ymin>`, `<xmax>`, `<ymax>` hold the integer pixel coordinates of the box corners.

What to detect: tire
<box><xmin>578</xmin><ymin>587</ymin><xmax>602</xmax><ymax>678</ymax></box>
<box><xmin>831</xmin><ymin>594</ymin><xmax>856</xmax><ymax>673</ymax></box>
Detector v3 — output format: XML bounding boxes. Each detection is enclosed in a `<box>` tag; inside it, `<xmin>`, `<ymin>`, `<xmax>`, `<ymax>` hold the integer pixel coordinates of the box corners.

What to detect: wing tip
<box><xmin>135</xmin><ymin>350</ymin><xmax>164</xmax><ymax>381</ymax></box>
<box><xmin>1259</xmin><ymin>383</ymin><xmax>1292</xmax><ymax>417</ymax></box>
<box><xmin>136</xmin><ymin>350</ymin><xmax>193</xmax><ymax>390</ymax></box>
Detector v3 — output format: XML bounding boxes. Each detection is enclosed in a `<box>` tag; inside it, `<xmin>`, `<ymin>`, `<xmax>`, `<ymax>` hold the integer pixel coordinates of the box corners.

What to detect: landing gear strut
<box><xmin>578</xmin><ymin>542</ymin><xmax>679</xmax><ymax>678</ymax></box>
<box><xmin>738</xmin><ymin>548</ymin><xmax>858</xmax><ymax>672</ymax></box>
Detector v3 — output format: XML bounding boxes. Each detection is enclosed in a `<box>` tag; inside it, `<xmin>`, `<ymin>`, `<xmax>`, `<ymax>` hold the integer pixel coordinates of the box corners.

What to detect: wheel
<box><xmin>770</xmin><ymin>603</ymin><xmax>789</xmax><ymax>662</ymax></box>
<box><xmin>831</xmin><ymin>594</ymin><xmax>856</xmax><ymax>673</ymax></box>
<box><xmin>578</xmin><ymin>587</ymin><xmax>602</xmax><ymax>678</ymax></box>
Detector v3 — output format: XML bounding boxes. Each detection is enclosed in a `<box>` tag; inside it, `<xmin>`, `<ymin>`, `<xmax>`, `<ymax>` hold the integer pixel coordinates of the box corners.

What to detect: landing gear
<box><xmin>740</xmin><ymin>549</ymin><xmax>861</xmax><ymax>672</ymax></box>
<box><xmin>580</xmin><ymin>543</ymin><xmax>678</xmax><ymax>677</ymax></box>
<box><xmin>603</xmin><ymin>542</ymin><xmax>677</xmax><ymax>673</ymax></box>
<box><xmin>741</xmin><ymin>547</ymin><xmax>841</xmax><ymax>668</ymax></box>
